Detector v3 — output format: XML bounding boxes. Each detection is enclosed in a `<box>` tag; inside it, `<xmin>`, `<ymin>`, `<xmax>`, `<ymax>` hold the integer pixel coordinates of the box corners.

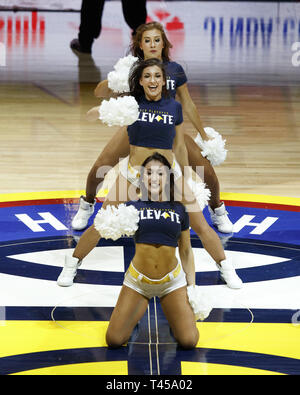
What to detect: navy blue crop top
<box><xmin>165</xmin><ymin>61</ymin><xmax>188</xmax><ymax>98</ymax></box>
<box><xmin>127</xmin><ymin>96</ymin><xmax>183</xmax><ymax>149</ymax></box>
<box><xmin>126</xmin><ymin>200</ymin><xmax>190</xmax><ymax>247</ymax></box>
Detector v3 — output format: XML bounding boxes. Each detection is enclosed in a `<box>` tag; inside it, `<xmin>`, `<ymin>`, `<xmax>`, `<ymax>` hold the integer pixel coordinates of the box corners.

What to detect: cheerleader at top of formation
<box><xmin>57</xmin><ymin>58</ymin><xmax>243</xmax><ymax>292</ymax></box>
<box><xmin>72</xmin><ymin>22</ymin><xmax>232</xmax><ymax>236</ymax></box>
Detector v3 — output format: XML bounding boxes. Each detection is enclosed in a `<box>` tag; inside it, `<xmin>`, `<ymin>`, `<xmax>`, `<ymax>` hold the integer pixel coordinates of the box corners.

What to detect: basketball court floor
<box><xmin>0</xmin><ymin>1</ymin><xmax>300</xmax><ymax>375</ymax></box>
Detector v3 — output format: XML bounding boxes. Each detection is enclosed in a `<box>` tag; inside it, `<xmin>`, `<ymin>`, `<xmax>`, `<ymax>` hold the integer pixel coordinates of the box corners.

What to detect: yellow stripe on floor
<box><xmin>181</xmin><ymin>361</ymin><xmax>284</xmax><ymax>375</ymax></box>
<box><xmin>0</xmin><ymin>321</ymin><xmax>109</xmax><ymax>359</ymax></box>
<box><xmin>220</xmin><ymin>192</ymin><xmax>300</xmax><ymax>207</ymax></box>
<box><xmin>1</xmin><ymin>191</ymin><xmax>300</xmax><ymax>207</ymax></box>
<box><xmin>1</xmin><ymin>321</ymin><xmax>299</xmax><ymax>364</ymax></box>
<box><xmin>12</xmin><ymin>361</ymin><xmax>128</xmax><ymax>376</ymax></box>
<box><xmin>0</xmin><ymin>189</ymin><xmax>107</xmax><ymax>202</ymax></box>
<box><xmin>196</xmin><ymin>322</ymin><xmax>300</xmax><ymax>360</ymax></box>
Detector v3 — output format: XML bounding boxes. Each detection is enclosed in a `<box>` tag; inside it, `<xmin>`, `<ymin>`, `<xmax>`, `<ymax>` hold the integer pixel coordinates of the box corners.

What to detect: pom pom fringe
<box><xmin>187</xmin><ymin>178</ymin><xmax>211</xmax><ymax>211</ymax></box>
<box><xmin>94</xmin><ymin>204</ymin><xmax>140</xmax><ymax>240</ymax></box>
<box><xmin>194</xmin><ymin>127</ymin><xmax>227</xmax><ymax>166</ymax></box>
<box><xmin>99</xmin><ymin>96</ymin><xmax>139</xmax><ymax>127</ymax></box>
<box><xmin>107</xmin><ymin>55</ymin><xmax>139</xmax><ymax>93</ymax></box>
<box><xmin>187</xmin><ymin>285</ymin><xmax>213</xmax><ymax>321</ymax></box>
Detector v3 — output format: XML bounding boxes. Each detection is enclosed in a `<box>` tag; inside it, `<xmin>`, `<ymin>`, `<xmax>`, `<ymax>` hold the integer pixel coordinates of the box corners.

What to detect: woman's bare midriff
<box><xmin>132</xmin><ymin>243</ymin><xmax>178</xmax><ymax>279</ymax></box>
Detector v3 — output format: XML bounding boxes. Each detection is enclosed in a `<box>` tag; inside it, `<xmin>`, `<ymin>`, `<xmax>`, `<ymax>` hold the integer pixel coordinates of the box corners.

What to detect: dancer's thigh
<box><xmin>102</xmin><ymin>174</ymin><xmax>139</xmax><ymax>208</ymax></box>
<box><xmin>106</xmin><ymin>285</ymin><xmax>149</xmax><ymax>346</ymax></box>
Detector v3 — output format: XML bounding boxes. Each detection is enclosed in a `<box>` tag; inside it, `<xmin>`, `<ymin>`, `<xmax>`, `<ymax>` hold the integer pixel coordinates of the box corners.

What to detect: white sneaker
<box><xmin>209</xmin><ymin>202</ymin><xmax>233</xmax><ymax>233</ymax></box>
<box><xmin>57</xmin><ymin>256</ymin><xmax>81</xmax><ymax>287</ymax></box>
<box><xmin>71</xmin><ymin>196</ymin><xmax>95</xmax><ymax>230</ymax></box>
<box><xmin>218</xmin><ymin>258</ymin><xmax>243</xmax><ymax>289</ymax></box>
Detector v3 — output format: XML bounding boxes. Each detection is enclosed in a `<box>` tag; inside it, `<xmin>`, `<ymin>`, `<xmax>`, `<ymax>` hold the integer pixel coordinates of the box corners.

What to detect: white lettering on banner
<box><xmin>0</xmin><ymin>42</ymin><xmax>6</xmax><ymax>67</ymax></box>
<box><xmin>233</xmin><ymin>215</ymin><xmax>278</xmax><ymax>235</ymax></box>
<box><xmin>291</xmin><ymin>42</ymin><xmax>300</xmax><ymax>67</ymax></box>
<box><xmin>15</xmin><ymin>212</ymin><xmax>68</xmax><ymax>232</ymax></box>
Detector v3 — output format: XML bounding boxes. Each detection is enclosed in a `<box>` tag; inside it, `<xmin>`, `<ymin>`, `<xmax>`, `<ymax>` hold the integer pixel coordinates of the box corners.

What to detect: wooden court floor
<box><xmin>0</xmin><ymin>7</ymin><xmax>299</xmax><ymax>197</ymax></box>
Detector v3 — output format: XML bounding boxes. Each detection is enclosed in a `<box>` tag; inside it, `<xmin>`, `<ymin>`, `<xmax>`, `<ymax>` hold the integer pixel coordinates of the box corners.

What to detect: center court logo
<box><xmin>0</xmin><ymin>42</ymin><xmax>6</xmax><ymax>67</ymax></box>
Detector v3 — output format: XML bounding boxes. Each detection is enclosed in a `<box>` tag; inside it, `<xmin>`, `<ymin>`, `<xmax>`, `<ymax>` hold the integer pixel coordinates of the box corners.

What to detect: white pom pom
<box><xmin>187</xmin><ymin>178</ymin><xmax>211</xmax><ymax>211</ymax></box>
<box><xmin>194</xmin><ymin>127</ymin><xmax>227</xmax><ymax>166</ymax></box>
<box><xmin>99</xmin><ymin>96</ymin><xmax>139</xmax><ymax>127</ymax></box>
<box><xmin>115</xmin><ymin>204</ymin><xmax>140</xmax><ymax>237</ymax></box>
<box><xmin>107</xmin><ymin>55</ymin><xmax>139</xmax><ymax>93</ymax></box>
<box><xmin>94</xmin><ymin>205</ymin><xmax>121</xmax><ymax>241</ymax></box>
<box><xmin>107</xmin><ymin>69</ymin><xmax>130</xmax><ymax>94</ymax></box>
<box><xmin>114</xmin><ymin>55</ymin><xmax>139</xmax><ymax>72</ymax></box>
<box><xmin>187</xmin><ymin>285</ymin><xmax>213</xmax><ymax>321</ymax></box>
<box><xmin>94</xmin><ymin>204</ymin><xmax>140</xmax><ymax>241</ymax></box>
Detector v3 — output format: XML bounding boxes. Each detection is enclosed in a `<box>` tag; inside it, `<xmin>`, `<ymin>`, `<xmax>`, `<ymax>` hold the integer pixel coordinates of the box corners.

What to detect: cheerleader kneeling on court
<box><xmin>102</xmin><ymin>153</ymin><xmax>210</xmax><ymax>349</ymax></box>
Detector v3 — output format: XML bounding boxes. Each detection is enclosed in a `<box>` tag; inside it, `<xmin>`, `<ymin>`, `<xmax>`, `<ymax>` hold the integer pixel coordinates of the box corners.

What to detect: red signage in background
<box><xmin>147</xmin><ymin>8</ymin><xmax>184</xmax><ymax>31</ymax></box>
<box><xmin>0</xmin><ymin>8</ymin><xmax>184</xmax><ymax>53</ymax></box>
<box><xmin>0</xmin><ymin>11</ymin><xmax>45</xmax><ymax>50</ymax></box>
<box><xmin>146</xmin><ymin>7</ymin><xmax>185</xmax><ymax>57</ymax></box>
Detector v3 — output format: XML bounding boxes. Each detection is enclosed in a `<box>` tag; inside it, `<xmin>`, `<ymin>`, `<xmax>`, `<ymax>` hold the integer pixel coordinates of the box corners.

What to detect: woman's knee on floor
<box><xmin>106</xmin><ymin>329</ymin><xmax>129</xmax><ymax>349</ymax></box>
<box><xmin>175</xmin><ymin>328</ymin><xmax>199</xmax><ymax>350</ymax></box>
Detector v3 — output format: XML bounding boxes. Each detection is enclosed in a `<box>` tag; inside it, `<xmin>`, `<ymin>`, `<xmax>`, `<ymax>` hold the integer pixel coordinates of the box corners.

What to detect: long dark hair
<box><xmin>129</xmin><ymin>58</ymin><xmax>169</xmax><ymax>101</ymax></box>
<box><xmin>139</xmin><ymin>152</ymin><xmax>175</xmax><ymax>202</ymax></box>
<box><xmin>129</xmin><ymin>22</ymin><xmax>173</xmax><ymax>62</ymax></box>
